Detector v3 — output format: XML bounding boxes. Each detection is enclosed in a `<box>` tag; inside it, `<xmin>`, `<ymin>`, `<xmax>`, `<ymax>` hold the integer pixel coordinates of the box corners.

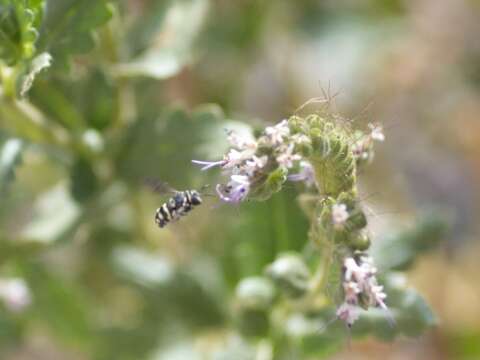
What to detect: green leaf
<box><xmin>115</xmin><ymin>104</ymin><xmax>227</xmax><ymax>188</ymax></box>
<box><xmin>111</xmin><ymin>246</ymin><xmax>176</xmax><ymax>289</ymax></box>
<box><xmin>279</xmin><ymin>312</ymin><xmax>343</xmax><ymax>358</ymax></box>
<box><xmin>352</xmin><ymin>274</ymin><xmax>437</xmax><ymax>340</ymax></box>
<box><xmin>0</xmin><ymin>312</ymin><xmax>24</xmax><ymax>347</ymax></box>
<box><xmin>21</xmin><ymin>181</ymin><xmax>81</xmax><ymax>243</ymax></box>
<box><xmin>70</xmin><ymin>157</ymin><xmax>99</xmax><ymax>202</ymax></box>
<box><xmin>21</xmin><ymin>262</ymin><xmax>93</xmax><ymax>349</ymax></box>
<box><xmin>112</xmin><ymin>0</ymin><xmax>209</xmax><ymax>79</ymax></box>
<box><xmin>37</xmin><ymin>0</ymin><xmax>113</xmax><ymax>69</ymax></box>
<box><xmin>373</xmin><ymin>211</ymin><xmax>450</xmax><ymax>271</ymax></box>
<box><xmin>0</xmin><ymin>136</ymin><xmax>25</xmax><ymax>193</ymax></box>
<box><xmin>265</xmin><ymin>253</ymin><xmax>310</xmax><ymax>299</ymax></box>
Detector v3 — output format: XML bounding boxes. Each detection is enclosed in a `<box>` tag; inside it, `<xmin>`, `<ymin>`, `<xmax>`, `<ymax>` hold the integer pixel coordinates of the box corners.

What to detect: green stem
<box><xmin>0</xmin><ymin>63</ymin><xmax>20</xmax><ymax>99</ymax></box>
<box><xmin>309</xmin><ymin>237</ymin><xmax>334</xmax><ymax>297</ymax></box>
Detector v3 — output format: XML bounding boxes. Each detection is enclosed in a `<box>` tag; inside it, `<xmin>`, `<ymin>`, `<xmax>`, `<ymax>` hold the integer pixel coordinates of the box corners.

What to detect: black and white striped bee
<box><xmin>145</xmin><ymin>179</ymin><xmax>204</xmax><ymax>228</ymax></box>
<box><xmin>155</xmin><ymin>189</ymin><xmax>203</xmax><ymax>228</ymax></box>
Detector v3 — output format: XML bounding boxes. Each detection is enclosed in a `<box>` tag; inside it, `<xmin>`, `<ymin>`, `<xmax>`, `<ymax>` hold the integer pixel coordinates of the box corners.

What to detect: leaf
<box><xmin>280</xmin><ymin>312</ymin><xmax>343</xmax><ymax>358</ymax></box>
<box><xmin>0</xmin><ymin>312</ymin><xmax>24</xmax><ymax>347</ymax></box>
<box><xmin>373</xmin><ymin>211</ymin><xmax>450</xmax><ymax>271</ymax></box>
<box><xmin>21</xmin><ymin>262</ymin><xmax>93</xmax><ymax>348</ymax></box>
<box><xmin>111</xmin><ymin>246</ymin><xmax>176</xmax><ymax>289</ymax></box>
<box><xmin>70</xmin><ymin>157</ymin><xmax>99</xmax><ymax>202</ymax></box>
<box><xmin>21</xmin><ymin>181</ymin><xmax>81</xmax><ymax>243</ymax></box>
<box><xmin>115</xmin><ymin>104</ymin><xmax>227</xmax><ymax>188</ymax></box>
<box><xmin>213</xmin><ymin>188</ymin><xmax>310</xmax><ymax>288</ymax></box>
<box><xmin>112</xmin><ymin>0</ymin><xmax>209</xmax><ymax>79</ymax></box>
<box><xmin>351</xmin><ymin>274</ymin><xmax>437</xmax><ymax>340</ymax></box>
<box><xmin>37</xmin><ymin>0</ymin><xmax>113</xmax><ymax>69</ymax></box>
<box><xmin>0</xmin><ymin>137</ymin><xmax>25</xmax><ymax>193</ymax></box>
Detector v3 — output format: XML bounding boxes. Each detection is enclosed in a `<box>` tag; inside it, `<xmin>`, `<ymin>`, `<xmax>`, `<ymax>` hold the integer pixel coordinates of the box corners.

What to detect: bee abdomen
<box><xmin>155</xmin><ymin>190</ymin><xmax>203</xmax><ymax>228</ymax></box>
<box><xmin>155</xmin><ymin>204</ymin><xmax>172</xmax><ymax>228</ymax></box>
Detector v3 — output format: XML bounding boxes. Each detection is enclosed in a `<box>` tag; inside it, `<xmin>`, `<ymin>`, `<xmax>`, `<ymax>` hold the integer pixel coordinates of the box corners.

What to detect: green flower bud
<box><xmin>235</xmin><ymin>277</ymin><xmax>276</xmax><ymax>311</ymax></box>
<box><xmin>348</xmin><ymin>232</ymin><xmax>371</xmax><ymax>251</ymax></box>
<box><xmin>266</xmin><ymin>253</ymin><xmax>311</xmax><ymax>299</ymax></box>
<box><xmin>235</xmin><ymin>277</ymin><xmax>275</xmax><ymax>337</ymax></box>
<box><xmin>288</xmin><ymin>115</ymin><xmax>305</xmax><ymax>134</ymax></box>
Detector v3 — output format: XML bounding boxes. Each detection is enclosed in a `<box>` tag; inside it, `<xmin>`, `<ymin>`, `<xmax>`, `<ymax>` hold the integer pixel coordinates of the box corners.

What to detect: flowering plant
<box><xmin>0</xmin><ymin>1</ymin><xmax>451</xmax><ymax>359</ymax></box>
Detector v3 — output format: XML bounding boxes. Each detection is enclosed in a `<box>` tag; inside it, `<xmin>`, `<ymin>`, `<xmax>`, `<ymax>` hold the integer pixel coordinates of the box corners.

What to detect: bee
<box><xmin>145</xmin><ymin>179</ymin><xmax>204</xmax><ymax>228</ymax></box>
<box><xmin>155</xmin><ymin>189</ymin><xmax>203</xmax><ymax>228</ymax></box>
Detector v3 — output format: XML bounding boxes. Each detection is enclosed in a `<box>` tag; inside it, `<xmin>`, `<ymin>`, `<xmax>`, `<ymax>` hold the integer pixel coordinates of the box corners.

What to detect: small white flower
<box><xmin>245</xmin><ymin>155</ymin><xmax>268</xmax><ymax>173</ymax></box>
<box><xmin>276</xmin><ymin>153</ymin><xmax>302</xmax><ymax>169</ymax></box>
<box><xmin>0</xmin><ymin>278</ymin><xmax>32</xmax><ymax>313</ymax></box>
<box><xmin>343</xmin><ymin>281</ymin><xmax>361</xmax><ymax>303</ymax></box>
<box><xmin>226</xmin><ymin>130</ymin><xmax>257</xmax><ymax>150</ymax></box>
<box><xmin>276</xmin><ymin>144</ymin><xmax>302</xmax><ymax>168</ymax></box>
<box><xmin>332</xmin><ymin>203</ymin><xmax>349</xmax><ymax>229</ymax></box>
<box><xmin>291</xmin><ymin>133</ymin><xmax>311</xmax><ymax>145</ymax></box>
<box><xmin>222</xmin><ymin>149</ymin><xmax>245</xmax><ymax>168</ymax></box>
<box><xmin>336</xmin><ymin>303</ymin><xmax>360</xmax><ymax>328</ymax></box>
<box><xmin>340</xmin><ymin>256</ymin><xmax>392</xmax><ymax>327</ymax></box>
<box><xmin>368</xmin><ymin>123</ymin><xmax>385</xmax><ymax>142</ymax></box>
<box><xmin>265</xmin><ymin>119</ymin><xmax>290</xmax><ymax>145</ymax></box>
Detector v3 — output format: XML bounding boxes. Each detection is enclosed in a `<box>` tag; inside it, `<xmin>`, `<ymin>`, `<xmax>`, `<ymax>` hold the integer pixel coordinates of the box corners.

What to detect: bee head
<box><xmin>190</xmin><ymin>190</ymin><xmax>202</xmax><ymax>205</ymax></box>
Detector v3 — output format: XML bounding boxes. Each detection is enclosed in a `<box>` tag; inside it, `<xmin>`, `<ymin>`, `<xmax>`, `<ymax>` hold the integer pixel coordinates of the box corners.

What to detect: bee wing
<box><xmin>144</xmin><ymin>177</ymin><xmax>177</xmax><ymax>194</ymax></box>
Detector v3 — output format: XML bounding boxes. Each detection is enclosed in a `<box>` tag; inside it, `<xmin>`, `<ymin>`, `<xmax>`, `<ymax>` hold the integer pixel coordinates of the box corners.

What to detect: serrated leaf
<box><xmin>112</xmin><ymin>0</ymin><xmax>209</xmax><ymax>79</ymax></box>
<box><xmin>37</xmin><ymin>0</ymin><xmax>112</xmax><ymax>69</ymax></box>
<box><xmin>0</xmin><ymin>137</ymin><xmax>25</xmax><ymax>193</ymax></box>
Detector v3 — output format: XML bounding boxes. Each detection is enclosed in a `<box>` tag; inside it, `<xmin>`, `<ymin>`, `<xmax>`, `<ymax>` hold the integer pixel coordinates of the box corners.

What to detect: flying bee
<box><xmin>155</xmin><ymin>189</ymin><xmax>203</xmax><ymax>228</ymax></box>
<box><xmin>145</xmin><ymin>179</ymin><xmax>205</xmax><ymax>228</ymax></box>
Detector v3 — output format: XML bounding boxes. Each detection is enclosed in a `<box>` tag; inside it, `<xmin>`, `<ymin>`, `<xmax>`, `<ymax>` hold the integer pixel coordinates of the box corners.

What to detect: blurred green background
<box><xmin>1</xmin><ymin>0</ymin><xmax>480</xmax><ymax>359</ymax></box>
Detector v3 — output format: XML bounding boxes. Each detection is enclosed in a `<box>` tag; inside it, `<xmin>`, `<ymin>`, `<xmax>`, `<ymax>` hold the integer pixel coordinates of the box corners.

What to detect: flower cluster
<box><xmin>336</xmin><ymin>254</ymin><xmax>391</xmax><ymax>327</ymax></box>
<box><xmin>193</xmin><ymin>119</ymin><xmax>313</xmax><ymax>203</ymax></box>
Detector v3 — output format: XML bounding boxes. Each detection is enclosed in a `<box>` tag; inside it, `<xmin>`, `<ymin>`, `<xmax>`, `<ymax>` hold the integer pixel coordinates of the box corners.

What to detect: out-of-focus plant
<box><xmin>0</xmin><ymin>1</ymin><xmax>451</xmax><ymax>359</ymax></box>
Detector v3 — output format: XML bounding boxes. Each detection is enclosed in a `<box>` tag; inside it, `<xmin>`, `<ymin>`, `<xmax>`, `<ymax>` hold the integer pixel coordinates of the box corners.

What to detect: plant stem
<box><xmin>309</xmin><ymin>237</ymin><xmax>334</xmax><ymax>297</ymax></box>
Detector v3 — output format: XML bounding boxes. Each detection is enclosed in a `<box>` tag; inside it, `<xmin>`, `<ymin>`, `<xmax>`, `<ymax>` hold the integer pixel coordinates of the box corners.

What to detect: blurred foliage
<box><xmin>1</xmin><ymin>0</ymin><xmax>479</xmax><ymax>359</ymax></box>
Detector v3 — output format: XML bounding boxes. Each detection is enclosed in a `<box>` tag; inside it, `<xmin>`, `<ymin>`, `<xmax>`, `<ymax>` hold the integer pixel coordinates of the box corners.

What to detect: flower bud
<box><xmin>235</xmin><ymin>277</ymin><xmax>275</xmax><ymax>337</ymax></box>
<box><xmin>287</xmin><ymin>115</ymin><xmax>305</xmax><ymax>134</ymax></box>
<box><xmin>235</xmin><ymin>277</ymin><xmax>275</xmax><ymax>311</ymax></box>
<box><xmin>266</xmin><ymin>254</ymin><xmax>311</xmax><ymax>299</ymax></box>
<box><xmin>348</xmin><ymin>232</ymin><xmax>371</xmax><ymax>251</ymax></box>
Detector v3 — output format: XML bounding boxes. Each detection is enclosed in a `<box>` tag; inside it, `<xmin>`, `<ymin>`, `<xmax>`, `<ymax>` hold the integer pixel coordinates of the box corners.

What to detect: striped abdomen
<box><xmin>154</xmin><ymin>190</ymin><xmax>202</xmax><ymax>228</ymax></box>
